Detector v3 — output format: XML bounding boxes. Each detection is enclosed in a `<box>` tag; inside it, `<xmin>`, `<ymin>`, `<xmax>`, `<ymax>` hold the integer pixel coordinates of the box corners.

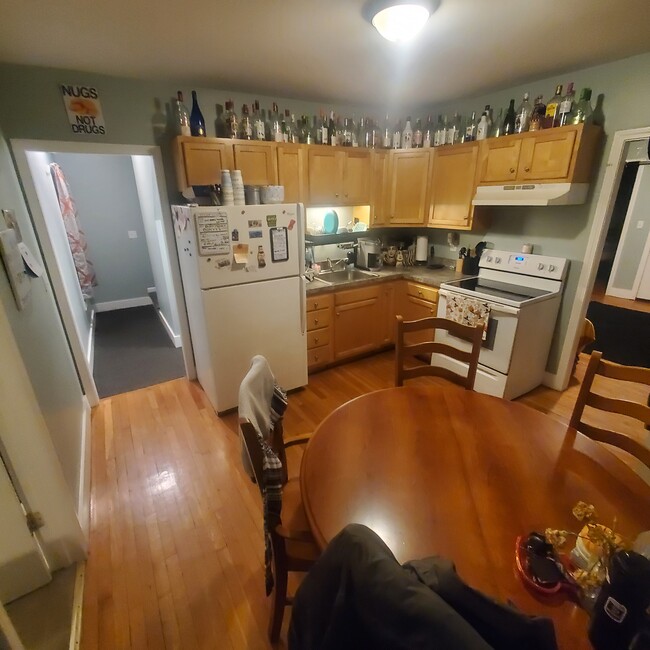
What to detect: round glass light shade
<box><xmin>371</xmin><ymin>4</ymin><xmax>430</xmax><ymax>42</ymax></box>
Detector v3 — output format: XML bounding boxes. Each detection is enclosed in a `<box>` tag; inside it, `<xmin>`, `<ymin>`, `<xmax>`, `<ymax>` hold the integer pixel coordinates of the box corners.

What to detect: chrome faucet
<box><xmin>326</xmin><ymin>257</ymin><xmax>347</xmax><ymax>271</ymax></box>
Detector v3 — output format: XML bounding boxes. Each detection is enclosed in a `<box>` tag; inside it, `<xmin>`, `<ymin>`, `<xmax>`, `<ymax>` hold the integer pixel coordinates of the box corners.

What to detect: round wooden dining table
<box><xmin>300</xmin><ymin>385</ymin><xmax>650</xmax><ymax>649</ymax></box>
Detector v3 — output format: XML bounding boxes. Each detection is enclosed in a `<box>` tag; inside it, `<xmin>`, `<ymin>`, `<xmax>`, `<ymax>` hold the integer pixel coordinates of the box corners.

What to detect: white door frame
<box><xmin>555</xmin><ymin>126</ymin><xmax>650</xmax><ymax>390</ymax></box>
<box><xmin>10</xmin><ymin>140</ymin><xmax>195</xmax><ymax>406</ymax></box>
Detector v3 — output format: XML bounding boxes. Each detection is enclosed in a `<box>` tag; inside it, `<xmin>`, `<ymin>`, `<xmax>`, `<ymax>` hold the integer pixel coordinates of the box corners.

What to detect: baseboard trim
<box><xmin>94</xmin><ymin>296</ymin><xmax>152</xmax><ymax>312</ymax></box>
<box><xmin>68</xmin><ymin>562</ymin><xmax>85</xmax><ymax>650</ymax></box>
<box><xmin>542</xmin><ymin>370</ymin><xmax>564</xmax><ymax>391</ymax></box>
<box><xmin>157</xmin><ymin>309</ymin><xmax>182</xmax><ymax>348</ymax></box>
<box><xmin>77</xmin><ymin>398</ymin><xmax>92</xmax><ymax>539</ymax></box>
<box><xmin>604</xmin><ymin>287</ymin><xmax>636</xmax><ymax>299</ymax></box>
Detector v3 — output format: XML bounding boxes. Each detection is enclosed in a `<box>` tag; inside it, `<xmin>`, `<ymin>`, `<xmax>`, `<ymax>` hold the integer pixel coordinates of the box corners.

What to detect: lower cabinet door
<box><xmin>398</xmin><ymin>294</ymin><xmax>438</xmax><ymax>345</ymax></box>
<box><xmin>333</xmin><ymin>291</ymin><xmax>381</xmax><ymax>361</ymax></box>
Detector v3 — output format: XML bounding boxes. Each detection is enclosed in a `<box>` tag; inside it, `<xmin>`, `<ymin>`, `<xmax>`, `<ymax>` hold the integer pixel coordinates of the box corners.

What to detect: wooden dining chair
<box><xmin>239</xmin><ymin>418</ymin><xmax>319</xmax><ymax>642</ymax></box>
<box><xmin>395</xmin><ymin>315</ymin><xmax>483</xmax><ymax>389</ymax></box>
<box><xmin>569</xmin><ymin>350</ymin><xmax>650</xmax><ymax>467</ymax></box>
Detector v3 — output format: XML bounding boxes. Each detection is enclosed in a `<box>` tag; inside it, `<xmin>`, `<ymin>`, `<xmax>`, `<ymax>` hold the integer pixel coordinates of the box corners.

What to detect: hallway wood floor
<box><xmin>80</xmin><ymin>352</ymin><xmax>649</xmax><ymax>649</ymax></box>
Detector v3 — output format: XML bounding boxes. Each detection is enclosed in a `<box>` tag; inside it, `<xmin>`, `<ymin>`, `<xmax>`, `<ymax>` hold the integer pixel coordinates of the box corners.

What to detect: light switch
<box><xmin>128</xmin><ymin>230</ymin><xmax>138</xmax><ymax>239</ymax></box>
<box><xmin>637</xmin><ymin>221</ymin><xmax>645</xmax><ymax>229</ymax></box>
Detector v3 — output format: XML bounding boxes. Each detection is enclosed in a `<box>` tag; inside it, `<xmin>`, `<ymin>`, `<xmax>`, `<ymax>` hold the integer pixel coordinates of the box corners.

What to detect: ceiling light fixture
<box><xmin>364</xmin><ymin>0</ymin><xmax>440</xmax><ymax>43</ymax></box>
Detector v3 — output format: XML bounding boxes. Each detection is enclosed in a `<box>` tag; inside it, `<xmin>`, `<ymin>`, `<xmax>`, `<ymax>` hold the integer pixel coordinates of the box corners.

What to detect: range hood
<box><xmin>472</xmin><ymin>183</ymin><xmax>589</xmax><ymax>206</ymax></box>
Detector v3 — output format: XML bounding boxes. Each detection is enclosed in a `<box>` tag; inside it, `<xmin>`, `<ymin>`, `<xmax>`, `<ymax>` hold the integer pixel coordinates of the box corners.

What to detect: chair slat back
<box><xmin>240</xmin><ymin>418</ymin><xmax>265</xmax><ymax>494</ymax></box>
<box><xmin>570</xmin><ymin>351</ymin><xmax>650</xmax><ymax>468</ymax></box>
<box><xmin>395</xmin><ymin>315</ymin><xmax>483</xmax><ymax>389</ymax></box>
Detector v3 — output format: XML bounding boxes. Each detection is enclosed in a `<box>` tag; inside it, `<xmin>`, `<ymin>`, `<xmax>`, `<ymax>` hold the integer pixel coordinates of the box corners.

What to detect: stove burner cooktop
<box><xmin>444</xmin><ymin>277</ymin><xmax>553</xmax><ymax>305</ymax></box>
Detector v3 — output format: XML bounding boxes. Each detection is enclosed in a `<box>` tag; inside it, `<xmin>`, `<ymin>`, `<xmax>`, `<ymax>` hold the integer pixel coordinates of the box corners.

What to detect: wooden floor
<box><xmin>80</xmin><ymin>352</ymin><xmax>649</xmax><ymax>649</ymax></box>
<box><xmin>591</xmin><ymin>277</ymin><xmax>650</xmax><ymax>314</ymax></box>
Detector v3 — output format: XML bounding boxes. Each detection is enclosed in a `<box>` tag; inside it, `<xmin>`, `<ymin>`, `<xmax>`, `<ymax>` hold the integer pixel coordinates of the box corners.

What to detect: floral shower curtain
<box><xmin>49</xmin><ymin>162</ymin><xmax>97</xmax><ymax>299</ymax></box>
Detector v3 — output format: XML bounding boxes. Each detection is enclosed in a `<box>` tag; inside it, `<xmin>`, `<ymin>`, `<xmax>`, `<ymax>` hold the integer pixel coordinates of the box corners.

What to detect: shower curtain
<box><xmin>49</xmin><ymin>162</ymin><xmax>97</xmax><ymax>299</ymax></box>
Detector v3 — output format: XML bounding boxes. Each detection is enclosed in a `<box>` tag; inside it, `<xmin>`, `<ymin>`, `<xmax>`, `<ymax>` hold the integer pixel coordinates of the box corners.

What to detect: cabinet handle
<box><xmin>524</xmin><ymin>166</ymin><xmax>530</xmax><ymax>172</ymax></box>
<box><xmin>335</xmin><ymin>193</ymin><xmax>339</xmax><ymax>197</ymax></box>
<box><xmin>314</xmin><ymin>302</ymin><xmax>319</xmax><ymax>309</ymax></box>
<box><xmin>314</xmin><ymin>319</ymin><xmax>319</xmax><ymax>325</ymax></box>
<box><xmin>418</xmin><ymin>290</ymin><xmax>423</xmax><ymax>296</ymax></box>
<box><xmin>336</xmin><ymin>312</ymin><xmax>340</xmax><ymax>316</ymax></box>
<box><xmin>314</xmin><ymin>337</ymin><xmax>319</xmax><ymax>344</ymax></box>
<box><xmin>314</xmin><ymin>355</ymin><xmax>319</xmax><ymax>362</ymax></box>
<box><xmin>345</xmin><ymin>193</ymin><xmax>348</xmax><ymax>197</ymax></box>
<box><xmin>509</xmin><ymin>167</ymin><xmax>515</xmax><ymax>173</ymax></box>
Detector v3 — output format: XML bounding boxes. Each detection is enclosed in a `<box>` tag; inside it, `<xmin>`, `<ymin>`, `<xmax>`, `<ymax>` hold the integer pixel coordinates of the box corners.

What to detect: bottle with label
<box><xmin>413</xmin><ymin>118</ymin><xmax>423</xmax><ymax>148</ymax></box>
<box><xmin>329</xmin><ymin>111</ymin><xmax>337</xmax><ymax>146</ymax></box>
<box><xmin>545</xmin><ymin>84</ymin><xmax>563</xmax><ymax>128</ymax></box>
<box><xmin>402</xmin><ymin>117</ymin><xmax>413</xmax><ymax>149</ymax></box>
<box><xmin>382</xmin><ymin>114</ymin><xmax>392</xmax><ymax>149</ymax></box>
<box><xmin>484</xmin><ymin>105</ymin><xmax>493</xmax><ymax>133</ymax></box>
<box><xmin>316</xmin><ymin>109</ymin><xmax>327</xmax><ymax>145</ymax></box>
<box><xmin>342</xmin><ymin>117</ymin><xmax>353</xmax><ymax>146</ymax></box>
<box><xmin>392</xmin><ymin>119</ymin><xmax>402</xmax><ymax>149</ymax></box>
<box><xmin>558</xmin><ymin>82</ymin><xmax>575</xmax><ymax>127</ymax></box>
<box><xmin>446</xmin><ymin>113</ymin><xmax>461</xmax><ymax>145</ymax></box>
<box><xmin>529</xmin><ymin>95</ymin><xmax>546</xmax><ymax>131</ymax></box>
<box><xmin>514</xmin><ymin>92</ymin><xmax>532</xmax><ymax>133</ymax></box>
<box><xmin>253</xmin><ymin>101</ymin><xmax>265</xmax><ymax>140</ymax></box>
<box><xmin>224</xmin><ymin>100</ymin><xmax>238</xmax><ymax>139</ymax></box>
<box><xmin>423</xmin><ymin>115</ymin><xmax>434</xmax><ymax>148</ymax></box>
<box><xmin>570</xmin><ymin>88</ymin><xmax>594</xmax><ymax>125</ymax></box>
<box><xmin>189</xmin><ymin>90</ymin><xmax>206</xmax><ymax>137</ymax></box>
<box><xmin>350</xmin><ymin>115</ymin><xmax>359</xmax><ymax>147</ymax></box>
<box><xmin>239</xmin><ymin>104</ymin><xmax>253</xmax><ymax>140</ymax></box>
<box><xmin>464</xmin><ymin>111</ymin><xmax>477</xmax><ymax>142</ymax></box>
<box><xmin>434</xmin><ymin>115</ymin><xmax>446</xmax><ymax>146</ymax></box>
<box><xmin>502</xmin><ymin>99</ymin><xmax>517</xmax><ymax>136</ymax></box>
<box><xmin>174</xmin><ymin>91</ymin><xmax>191</xmax><ymax>136</ymax></box>
<box><xmin>476</xmin><ymin>112</ymin><xmax>489</xmax><ymax>140</ymax></box>
<box><xmin>270</xmin><ymin>103</ymin><xmax>283</xmax><ymax>142</ymax></box>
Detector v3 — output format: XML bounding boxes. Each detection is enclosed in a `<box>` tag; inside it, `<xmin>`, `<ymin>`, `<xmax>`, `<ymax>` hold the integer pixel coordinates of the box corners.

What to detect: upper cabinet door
<box><xmin>370</xmin><ymin>151</ymin><xmax>390</xmax><ymax>226</ymax></box>
<box><xmin>276</xmin><ymin>144</ymin><xmax>306</xmax><ymax>204</ymax></box>
<box><xmin>175</xmin><ymin>138</ymin><xmax>234</xmax><ymax>190</ymax></box>
<box><xmin>308</xmin><ymin>148</ymin><xmax>342</xmax><ymax>204</ymax></box>
<box><xmin>342</xmin><ymin>150</ymin><xmax>371</xmax><ymax>205</ymax></box>
<box><xmin>518</xmin><ymin>128</ymin><xmax>577</xmax><ymax>181</ymax></box>
<box><xmin>233</xmin><ymin>142</ymin><xmax>278</xmax><ymax>185</ymax></box>
<box><xmin>428</xmin><ymin>143</ymin><xmax>478</xmax><ymax>229</ymax></box>
<box><xmin>478</xmin><ymin>138</ymin><xmax>522</xmax><ymax>184</ymax></box>
<box><xmin>388</xmin><ymin>151</ymin><xmax>431</xmax><ymax>224</ymax></box>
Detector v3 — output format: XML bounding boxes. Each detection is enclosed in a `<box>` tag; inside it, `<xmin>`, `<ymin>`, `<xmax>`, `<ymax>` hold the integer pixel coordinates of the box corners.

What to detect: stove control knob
<box><xmin>486</xmin><ymin>255</ymin><xmax>493</xmax><ymax>262</ymax></box>
<box><xmin>548</xmin><ymin>264</ymin><xmax>556</xmax><ymax>272</ymax></box>
<box><xmin>538</xmin><ymin>263</ymin><xmax>545</xmax><ymax>270</ymax></box>
<box><xmin>495</xmin><ymin>257</ymin><xmax>501</xmax><ymax>263</ymax></box>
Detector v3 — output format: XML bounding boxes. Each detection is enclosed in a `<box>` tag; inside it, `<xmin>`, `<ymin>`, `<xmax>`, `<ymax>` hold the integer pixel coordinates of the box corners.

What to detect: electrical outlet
<box><xmin>128</xmin><ymin>230</ymin><xmax>138</xmax><ymax>239</ymax></box>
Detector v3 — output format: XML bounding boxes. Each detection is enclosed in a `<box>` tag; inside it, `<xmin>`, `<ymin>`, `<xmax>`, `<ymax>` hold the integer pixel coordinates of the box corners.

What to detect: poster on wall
<box><xmin>60</xmin><ymin>84</ymin><xmax>106</xmax><ymax>135</ymax></box>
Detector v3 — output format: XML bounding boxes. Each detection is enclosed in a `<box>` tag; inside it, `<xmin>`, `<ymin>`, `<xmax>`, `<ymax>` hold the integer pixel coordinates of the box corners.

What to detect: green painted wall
<box><xmin>1</xmin><ymin>53</ymin><xmax>649</xmax><ymax>377</ymax></box>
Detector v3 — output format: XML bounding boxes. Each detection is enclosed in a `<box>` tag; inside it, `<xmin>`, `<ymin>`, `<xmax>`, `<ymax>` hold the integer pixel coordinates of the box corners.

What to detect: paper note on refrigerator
<box><xmin>196</xmin><ymin>213</ymin><xmax>230</xmax><ymax>256</ymax></box>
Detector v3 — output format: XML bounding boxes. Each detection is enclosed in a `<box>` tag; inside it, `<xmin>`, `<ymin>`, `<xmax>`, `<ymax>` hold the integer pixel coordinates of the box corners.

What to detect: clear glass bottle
<box><xmin>502</xmin><ymin>99</ymin><xmax>516</xmax><ymax>136</ymax></box>
<box><xmin>476</xmin><ymin>112</ymin><xmax>489</xmax><ymax>140</ymax></box>
<box><xmin>329</xmin><ymin>111</ymin><xmax>337</xmax><ymax>146</ymax></box>
<box><xmin>342</xmin><ymin>117</ymin><xmax>353</xmax><ymax>146</ymax></box>
<box><xmin>413</xmin><ymin>118</ymin><xmax>423</xmax><ymax>148</ymax></box>
<box><xmin>558</xmin><ymin>82</ymin><xmax>575</xmax><ymax>127</ymax></box>
<box><xmin>434</xmin><ymin>115</ymin><xmax>445</xmax><ymax>146</ymax></box>
<box><xmin>239</xmin><ymin>104</ymin><xmax>253</xmax><ymax>140</ymax></box>
<box><xmin>402</xmin><ymin>116</ymin><xmax>413</xmax><ymax>149</ymax></box>
<box><xmin>484</xmin><ymin>105</ymin><xmax>493</xmax><ymax>133</ymax></box>
<box><xmin>174</xmin><ymin>91</ymin><xmax>191</xmax><ymax>136</ymax></box>
<box><xmin>317</xmin><ymin>109</ymin><xmax>328</xmax><ymax>145</ymax></box>
<box><xmin>464</xmin><ymin>111</ymin><xmax>477</xmax><ymax>142</ymax></box>
<box><xmin>271</xmin><ymin>103</ymin><xmax>283</xmax><ymax>142</ymax></box>
<box><xmin>382</xmin><ymin>114</ymin><xmax>392</xmax><ymax>149</ymax></box>
<box><xmin>189</xmin><ymin>90</ymin><xmax>206</xmax><ymax>137</ymax></box>
<box><xmin>570</xmin><ymin>88</ymin><xmax>594</xmax><ymax>125</ymax></box>
<box><xmin>423</xmin><ymin>114</ymin><xmax>434</xmax><ymax>148</ymax></box>
<box><xmin>446</xmin><ymin>113</ymin><xmax>461</xmax><ymax>145</ymax></box>
<box><xmin>225</xmin><ymin>100</ymin><xmax>239</xmax><ymax>139</ymax></box>
<box><xmin>350</xmin><ymin>115</ymin><xmax>359</xmax><ymax>147</ymax></box>
<box><xmin>392</xmin><ymin>118</ymin><xmax>402</xmax><ymax>149</ymax></box>
<box><xmin>514</xmin><ymin>92</ymin><xmax>532</xmax><ymax>133</ymax></box>
<box><xmin>253</xmin><ymin>100</ymin><xmax>265</xmax><ymax>140</ymax></box>
<box><xmin>490</xmin><ymin>108</ymin><xmax>503</xmax><ymax>138</ymax></box>
<box><xmin>545</xmin><ymin>84</ymin><xmax>563</xmax><ymax>128</ymax></box>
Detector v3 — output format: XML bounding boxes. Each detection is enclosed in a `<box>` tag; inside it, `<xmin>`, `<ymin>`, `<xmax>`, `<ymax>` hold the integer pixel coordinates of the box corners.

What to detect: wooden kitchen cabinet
<box><xmin>276</xmin><ymin>143</ymin><xmax>306</xmax><ymax>203</ymax></box>
<box><xmin>370</xmin><ymin>151</ymin><xmax>390</xmax><ymax>226</ymax></box>
<box><xmin>173</xmin><ymin>136</ymin><xmax>234</xmax><ymax>191</ymax></box>
<box><xmin>306</xmin><ymin>293</ymin><xmax>333</xmax><ymax>370</ymax></box>
<box><xmin>333</xmin><ymin>285</ymin><xmax>382</xmax><ymax>361</ymax></box>
<box><xmin>428</xmin><ymin>142</ymin><xmax>479</xmax><ymax>230</ymax></box>
<box><xmin>232</xmin><ymin>142</ymin><xmax>278</xmax><ymax>185</ymax></box>
<box><xmin>398</xmin><ymin>281</ymin><xmax>439</xmax><ymax>345</ymax></box>
<box><xmin>477</xmin><ymin>123</ymin><xmax>601</xmax><ymax>185</ymax></box>
<box><xmin>386</xmin><ymin>150</ymin><xmax>431</xmax><ymax>224</ymax></box>
<box><xmin>307</xmin><ymin>147</ymin><xmax>371</xmax><ymax>206</ymax></box>
<box><xmin>378</xmin><ymin>282</ymin><xmax>397</xmax><ymax>345</ymax></box>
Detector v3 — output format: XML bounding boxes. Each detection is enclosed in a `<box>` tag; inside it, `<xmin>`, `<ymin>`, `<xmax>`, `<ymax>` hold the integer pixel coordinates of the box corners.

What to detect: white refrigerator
<box><xmin>172</xmin><ymin>203</ymin><xmax>308</xmax><ymax>413</ymax></box>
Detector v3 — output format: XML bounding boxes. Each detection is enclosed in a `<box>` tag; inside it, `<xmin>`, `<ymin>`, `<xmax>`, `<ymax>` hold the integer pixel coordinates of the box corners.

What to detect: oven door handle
<box><xmin>439</xmin><ymin>289</ymin><xmax>520</xmax><ymax>316</ymax></box>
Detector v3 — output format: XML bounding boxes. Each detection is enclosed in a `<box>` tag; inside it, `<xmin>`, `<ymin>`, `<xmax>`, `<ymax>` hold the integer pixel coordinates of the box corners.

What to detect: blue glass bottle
<box><xmin>190</xmin><ymin>90</ymin><xmax>206</xmax><ymax>137</ymax></box>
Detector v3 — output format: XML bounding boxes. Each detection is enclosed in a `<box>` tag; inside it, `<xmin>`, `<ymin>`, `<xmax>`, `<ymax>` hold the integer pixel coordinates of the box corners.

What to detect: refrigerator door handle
<box><xmin>300</xmin><ymin>275</ymin><xmax>306</xmax><ymax>335</ymax></box>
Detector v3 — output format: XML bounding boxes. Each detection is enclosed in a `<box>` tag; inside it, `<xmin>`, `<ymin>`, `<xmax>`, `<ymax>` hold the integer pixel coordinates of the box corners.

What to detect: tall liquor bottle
<box><xmin>413</xmin><ymin>118</ymin><xmax>423</xmax><ymax>148</ymax></box>
<box><xmin>329</xmin><ymin>111</ymin><xmax>337</xmax><ymax>146</ymax></box>
<box><xmin>392</xmin><ymin>118</ymin><xmax>402</xmax><ymax>149</ymax></box>
<box><xmin>423</xmin><ymin>114</ymin><xmax>434</xmax><ymax>148</ymax></box>
<box><xmin>502</xmin><ymin>99</ymin><xmax>516</xmax><ymax>136</ymax></box>
<box><xmin>402</xmin><ymin>117</ymin><xmax>413</xmax><ymax>149</ymax></box>
<box><xmin>189</xmin><ymin>91</ymin><xmax>206</xmax><ymax>137</ymax></box>
<box><xmin>529</xmin><ymin>95</ymin><xmax>546</xmax><ymax>131</ymax></box>
<box><xmin>464</xmin><ymin>111</ymin><xmax>477</xmax><ymax>142</ymax></box>
<box><xmin>174</xmin><ymin>91</ymin><xmax>191</xmax><ymax>136</ymax></box>
<box><xmin>225</xmin><ymin>100</ymin><xmax>238</xmax><ymax>138</ymax></box>
<box><xmin>514</xmin><ymin>93</ymin><xmax>532</xmax><ymax>133</ymax></box>
<box><xmin>253</xmin><ymin>100</ymin><xmax>265</xmax><ymax>140</ymax></box>
<box><xmin>570</xmin><ymin>88</ymin><xmax>594</xmax><ymax>125</ymax></box>
<box><xmin>239</xmin><ymin>104</ymin><xmax>253</xmax><ymax>140</ymax></box>
<box><xmin>476</xmin><ymin>112</ymin><xmax>489</xmax><ymax>140</ymax></box>
<box><xmin>558</xmin><ymin>82</ymin><xmax>575</xmax><ymax>127</ymax></box>
<box><xmin>545</xmin><ymin>84</ymin><xmax>563</xmax><ymax>128</ymax></box>
<box><xmin>382</xmin><ymin>115</ymin><xmax>392</xmax><ymax>149</ymax></box>
<box><xmin>270</xmin><ymin>103</ymin><xmax>283</xmax><ymax>142</ymax></box>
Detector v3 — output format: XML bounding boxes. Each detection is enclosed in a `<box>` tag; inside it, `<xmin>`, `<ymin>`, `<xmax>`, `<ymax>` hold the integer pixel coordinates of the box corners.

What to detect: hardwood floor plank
<box><xmin>82</xmin><ymin>351</ymin><xmax>648</xmax><ymax>649</ymax></box>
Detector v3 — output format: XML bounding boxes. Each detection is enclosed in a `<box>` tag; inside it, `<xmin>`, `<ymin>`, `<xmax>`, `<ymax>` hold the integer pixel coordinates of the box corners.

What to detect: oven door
<box><xmin>436</xmin><ymin>289</ymin><xmax>520</xmax><ymax>375</ymax></box>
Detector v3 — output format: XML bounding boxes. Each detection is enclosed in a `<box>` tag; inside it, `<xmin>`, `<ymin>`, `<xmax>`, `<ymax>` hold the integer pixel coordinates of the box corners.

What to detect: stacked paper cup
<box><xmin>231</xmin><ymin>169</ymin><xmax>245</xmax><ymax>206</ymax></box>
<box><xmin>221</xmin><ymin>170</ymin><xmax>234</xmax><ymax>206</ymax></box>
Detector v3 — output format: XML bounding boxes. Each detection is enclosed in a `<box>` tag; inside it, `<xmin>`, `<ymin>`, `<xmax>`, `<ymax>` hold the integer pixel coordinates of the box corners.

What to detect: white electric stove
<box><xmin>435</xmin><ymin>250</ymin><xmax>569</xmax><ymax>400</ymax></box>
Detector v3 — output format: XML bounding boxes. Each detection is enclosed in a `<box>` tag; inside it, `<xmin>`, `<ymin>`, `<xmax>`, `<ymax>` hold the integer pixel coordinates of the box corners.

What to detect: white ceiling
<box><xmin>1</xmin><ymin>0</ymin><xmax>649</xmax><ymax>107</ymax></box>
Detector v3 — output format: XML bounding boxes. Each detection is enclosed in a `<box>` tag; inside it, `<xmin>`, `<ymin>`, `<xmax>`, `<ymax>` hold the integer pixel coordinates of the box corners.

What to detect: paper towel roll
<box><xmin>416</xmin><ymin>236</ymin><xmax>428</xmax><ymax>262</ymax></box>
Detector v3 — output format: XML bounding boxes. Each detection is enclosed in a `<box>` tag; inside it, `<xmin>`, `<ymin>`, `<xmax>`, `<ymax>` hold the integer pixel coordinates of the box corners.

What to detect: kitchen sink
<box><xmin>314</xmin><ymin>269</ymin><xmax>380</xmax><ymax>285</ymax></box>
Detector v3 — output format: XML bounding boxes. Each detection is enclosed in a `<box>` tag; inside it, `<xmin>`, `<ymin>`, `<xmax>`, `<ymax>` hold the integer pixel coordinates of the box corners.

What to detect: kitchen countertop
<box><xmin>305</xmin><ymin>264</ymin><xmax>471</xmax><ymax>295</ymax></box>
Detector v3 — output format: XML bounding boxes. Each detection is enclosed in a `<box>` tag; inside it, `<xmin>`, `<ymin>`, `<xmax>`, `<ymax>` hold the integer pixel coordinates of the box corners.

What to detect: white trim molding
<box><xmin>94</xmin><ymin>296</ymin><xmax>152</xmax><ymax>312</ymax></box>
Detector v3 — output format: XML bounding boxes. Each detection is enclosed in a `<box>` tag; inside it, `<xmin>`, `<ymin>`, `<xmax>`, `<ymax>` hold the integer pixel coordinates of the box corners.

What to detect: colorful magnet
<box><xmin>232</xmin><ymin>243</ymin><xmax>249</xmax><ymax>265</ymax></box>
<box><xmin>288</xmin><ymin>218</ymin><xmax>296</xmax><ymax>231</ymax></box>
<box><xmin>266</xmin><ymin>214</ymin><xmax>277</xmax><ymax>227</ymax></box>
<box><xmin>249</xmin><ymin>230</ymin><xmax>263</xmax><ymax>239</ymax></box>
<box><xmin>248</xmin><ymin>219</ymin><xmax>262</xmax><ymax>228</ymax></box>
<box><xmin>231</xmin><ymin>228</ymin><xmax>239</xmax><ymax>241</ymax></box>
<box><xmin>257</xmin><ymin>245</ymin><xmax>266</xmax><ymax>268</ymax></box>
